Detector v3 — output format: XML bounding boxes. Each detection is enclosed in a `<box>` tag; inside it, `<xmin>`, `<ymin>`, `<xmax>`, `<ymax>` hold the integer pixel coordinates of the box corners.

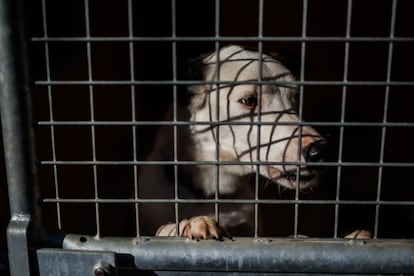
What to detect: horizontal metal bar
<box><xmin>31</xmin><ymin>35</ymin><xmax>414</xmax><ymax>43</ymax></box>
<box><xmin>37</xmin><ymin>160</ymin><xmax>414</xmax><ymax>167</ymax></box>
<box><xmin>35</xmin><ymin>120</ymin><xmax>414</xmax><ymax>128</ymax></box>
<box><xmin>34</xmin><ymin>79</ymin><xmax>414</xmax><ymax>86</ymax></box>
<box><xmin>42</xmin><ymin>198</ymin><xmax>414</xmax><ymax>206</ymax></box>
<box><xmin>62</xmin><ymin>235</ymin><xmax>414</xmax><ymax>274</ymax></box>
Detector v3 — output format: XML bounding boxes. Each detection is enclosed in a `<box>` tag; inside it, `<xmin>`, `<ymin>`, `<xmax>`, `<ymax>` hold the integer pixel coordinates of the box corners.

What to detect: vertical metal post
<box><xmin>0</xmin><ymin>0</ymin><xmax>41</xmax><ymax>275</ymax></box>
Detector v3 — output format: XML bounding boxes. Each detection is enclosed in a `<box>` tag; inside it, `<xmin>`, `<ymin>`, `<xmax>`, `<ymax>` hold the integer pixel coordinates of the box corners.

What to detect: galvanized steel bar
<box><xmin>374</xmin><ymin>0</ymin><xmax>397</xmax><ymax>239</ymax></box>
<box><xmin>33</xmin><ymin>79</ymin><xmax>414</xmax><ymax>86</ymax></box>
<box><xmin>214</xmin><ymin>0</ymin><xmax>221</xmax><ymax>233</ymax></box>
<box><xmin>0</xmin><ymin>0</ymin><xmax>37</xmax><ymax>224</ymax></box>
<box><xmin>37</xmin><ymin>248</ymin><xmax>116</xmax><ymax>276</ymax></box>
<box><xmin>37</xmin><ymin>159</ymin><xmax>414</xmax><ymax>168</ymax></box>
<box><xmin>41</xmin><ymin>198</ymin><xmax>414</xmax><ymax>207</ymax></box>
<box><xmin>83</xmin><ymin>0</ymin><xmax>101</xmax><ymax>238</ymax></box>
<box><xmin>171</xmin><ymin>0</ymin><xmax>181</xmax><ymax>238</ymax></box>
<box><xmin>63</xmin><ymin>235</ymin><xmax>414</xmax><ymax>274</ymax></box>
<box><xmin>254</xmin><ymin>0</ymin><xmax>264</xmax><ymax>238</ymax></box>
<box><xmin>35</xmin><ymin>120</ymin><xmax>414</xmax><ymax>128</ymax></box>
<box><xmin>335</xmin><ymin>0</ymin><xmax>353</xmax><ymax>239</ymax></box>
<box><xmin>0</xmin><ymin>0</ymin><xmax>41</xmax><ymax>274</ymax></box>
<box><xmin>127</xmin><ymin>0</ymin><xmax>140</xmax><ymax>239</ymax></box>
<box><xmin>30</xmin><ymin>36</ymin><xmax>414</xmax><ymax>43</ymax></box>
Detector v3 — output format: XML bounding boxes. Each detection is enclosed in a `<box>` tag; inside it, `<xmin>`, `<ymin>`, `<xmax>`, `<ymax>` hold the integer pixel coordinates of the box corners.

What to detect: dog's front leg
<box><xmin>156</xmin><ymin>216</ymin><xmax>222</xmax><ymax>240</ymax></box>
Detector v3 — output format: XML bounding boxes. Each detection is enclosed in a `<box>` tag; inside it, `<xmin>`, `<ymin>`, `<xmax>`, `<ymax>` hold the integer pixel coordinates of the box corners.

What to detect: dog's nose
<box><xmin>303</xmin><ymin>140</ymin><xmax>328</xmax><ymax>163</ymax></box>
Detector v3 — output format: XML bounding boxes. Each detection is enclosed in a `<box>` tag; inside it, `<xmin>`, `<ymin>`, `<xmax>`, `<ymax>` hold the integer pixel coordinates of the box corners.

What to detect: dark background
<box><xmin>2</xmin><ymin>1</ymin><xmax>414</xmax><ymax>264</ymax></box>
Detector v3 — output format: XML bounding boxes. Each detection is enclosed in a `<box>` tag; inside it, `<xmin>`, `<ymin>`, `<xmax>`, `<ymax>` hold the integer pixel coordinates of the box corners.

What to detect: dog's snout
<box><xmin>303</xmin><ymin>140</ymin><xmax>328</xmax><ymax>164</ymax></box>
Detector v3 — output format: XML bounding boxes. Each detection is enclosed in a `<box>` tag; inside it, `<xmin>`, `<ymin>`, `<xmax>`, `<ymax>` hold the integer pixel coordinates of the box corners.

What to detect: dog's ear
<box><xmin>267</xmin><ymin>51</ymin><xmax>285</xmax><ymax>62</ymax></box>
<box><xmin>182</xmin><ymin>52</ymin><xmax>211</xmax><ymax>110</ymax></box>
<box><xmin>187</xmin><ymin>84</ymin><xmax>208</xmax><ymax>111</ymax></box>
<box><xmin>176</xmin><ymin>56</ymin><xmax>202</xmax><ymax>109</ymax></box>
<box><xmin>187</xmin><ymin>51</ymin><xmax>211</xmax><ymax>81</ymax></box>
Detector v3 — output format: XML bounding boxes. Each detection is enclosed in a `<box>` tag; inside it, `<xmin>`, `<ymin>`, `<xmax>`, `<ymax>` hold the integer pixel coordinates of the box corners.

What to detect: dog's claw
<box><xmin>344</xmin><ymin>229</ymin><xmax>372</xmax><ymax>239</ymax></box>
<box><xmin>183</xmin><ymin>216</ymin><xmax>221</xmax><ymax>240</ymax></box>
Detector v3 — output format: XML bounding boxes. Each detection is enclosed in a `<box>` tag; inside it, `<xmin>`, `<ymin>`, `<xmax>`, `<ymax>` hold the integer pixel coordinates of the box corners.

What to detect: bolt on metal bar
<box><xmin>62</xmin><ymin>235</ymin><xmax>414</xmax><ymax>274</ymax></box>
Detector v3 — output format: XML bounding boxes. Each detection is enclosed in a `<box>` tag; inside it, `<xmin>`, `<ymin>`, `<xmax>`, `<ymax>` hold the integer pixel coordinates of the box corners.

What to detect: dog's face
<box><xmin>189</xmin><ymin>45</ymin><xmax>325</xmax><ymax>190</ymax></box>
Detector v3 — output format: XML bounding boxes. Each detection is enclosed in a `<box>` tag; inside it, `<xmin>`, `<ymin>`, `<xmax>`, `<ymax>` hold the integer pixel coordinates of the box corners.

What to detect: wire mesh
<box><xmin>29</xmin><ymin>0</ymin><xmax>414</xmax><ymax>241</ymax></box>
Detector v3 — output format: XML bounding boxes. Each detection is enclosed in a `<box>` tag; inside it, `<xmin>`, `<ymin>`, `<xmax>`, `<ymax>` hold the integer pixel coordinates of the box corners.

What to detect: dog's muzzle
<box><xmin>268</xmin><ymin>139</ymin><xmax>328</xmax><ymax>190</ymax></box>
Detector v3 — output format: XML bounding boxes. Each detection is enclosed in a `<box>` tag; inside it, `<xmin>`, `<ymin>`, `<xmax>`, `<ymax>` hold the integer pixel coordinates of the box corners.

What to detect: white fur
<box><xmin>188</xmin><ymin>45</ymin><xmax>321</xmax><ymax>194</ymax></box>
<box><xmin>139</xmin><ymin>45</ymin><xmax>324</xmax><ymax>236</ymax></box>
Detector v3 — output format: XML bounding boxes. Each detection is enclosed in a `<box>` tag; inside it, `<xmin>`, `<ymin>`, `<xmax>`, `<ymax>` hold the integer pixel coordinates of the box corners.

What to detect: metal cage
<box><xmin>2</xmin><ymin>0</ymin><xmax>414</xmax><ymax>275</ymax></box>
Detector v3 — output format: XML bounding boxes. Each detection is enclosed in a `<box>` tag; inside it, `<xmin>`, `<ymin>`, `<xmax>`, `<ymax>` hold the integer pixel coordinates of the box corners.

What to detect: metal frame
<box><xmin>2</xmin><ymin>0</ymin><xmax>414</xmax><ymax>274</ymax></box>
<box><xmin>0</xmin><ymin>0</ymin><xmax>43</xmax><ymax>275</ymax></box>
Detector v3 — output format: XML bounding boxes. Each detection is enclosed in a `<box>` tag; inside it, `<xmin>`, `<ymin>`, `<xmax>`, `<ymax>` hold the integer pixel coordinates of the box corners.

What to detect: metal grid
<box><xmin>2</xmin><ymin>0</ymin><xmax>414</xmax><ymax>274</ymax></box>
<box><xmin>33</xmin><ymin>0</ymin><xmax>414</xmax><ymax>238</ymax></box>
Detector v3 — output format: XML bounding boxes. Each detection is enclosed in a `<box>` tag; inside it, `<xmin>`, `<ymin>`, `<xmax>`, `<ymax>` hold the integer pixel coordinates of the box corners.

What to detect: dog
<box><xmin>138</xmin><ymin>45</ymin><xmax>328</xmax><ymax>239</ymax></box>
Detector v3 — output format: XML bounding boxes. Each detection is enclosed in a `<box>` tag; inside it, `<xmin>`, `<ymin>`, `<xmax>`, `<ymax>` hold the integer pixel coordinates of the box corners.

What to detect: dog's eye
<box><xmin>239</xmin><ymin>96</ymin><xmax>257</xmax><ymax>108</ymax></box>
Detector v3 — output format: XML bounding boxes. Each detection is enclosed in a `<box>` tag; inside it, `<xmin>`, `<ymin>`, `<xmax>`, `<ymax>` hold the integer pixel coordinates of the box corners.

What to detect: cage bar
<box><xmin>374</xmin><ymin>0</ymin><xmax>397</xmax><ymax>239</ymax></box>
<box><xmin>2</xmin><ymin>0</ymin><xmax>414</xmax><ymax>274</ymax></box>
<box><xmin>40</xmin><ymin>0</ymin><xmax>64</xmax><ymax>232</ymax></box>
<box><xmin>63</xmin><ymin>234</ymin><xmax>414</xmax><ymax>274</ymax></box>
<box><xmin>0</xmin><ymin>0</ymin><xmax>41</xmax><ymax>274</ymax></box>
<box><xmin>171</xmin><ymin>0</ymin><xmax>181</xmax><ymax>237</ymax></box>
<box><xmin>214</xmin><ymin>0</ymin><xmax>221</xmax><ymax>228</ymax></box>
<box><xmin>254</xmin><ymin>0</ymin><xmax>264</xmax><ymax>238</ymax></box>
<box><xmin>126</xmin><ymin>0</ymin><xmax>140</xmax><ymax>238</ymax></box>
<box><xmin>31</xmin><ymin>36</ymin><xmax>414</xmax><ymax>43</ymax></box>
<box><xmin>334</xmin><ymin>0</ymin><xmax>353</xmax><ymax>239</ymax></box>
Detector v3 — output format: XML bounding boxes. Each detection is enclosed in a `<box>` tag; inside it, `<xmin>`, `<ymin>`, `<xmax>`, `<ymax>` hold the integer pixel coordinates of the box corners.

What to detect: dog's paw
<box><xmin>183</xmin><ymin>216</ymin><xmax>221</xmax><ymax>240</ymax></box>
<box><xmin>344</xmin><ymin>229</ymin><xmax>372</xmax><ymax>239</ymax></box>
